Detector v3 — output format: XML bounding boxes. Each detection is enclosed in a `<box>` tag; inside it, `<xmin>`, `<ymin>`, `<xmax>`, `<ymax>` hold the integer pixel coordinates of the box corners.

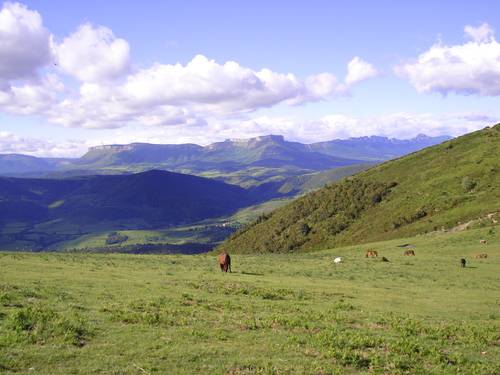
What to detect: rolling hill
<box><xmin>0</xmin><ymin>154</ymin><xmax>60</xmax><ymax>175</ymax></box>
<box><xmin>218</xmin><ymin>125</ymin><xmax>500</xmax><ymax>253</ymax></box>
<box><xmin>0</xmin><ymin>170</ymin><xmax>254</xmax><ymax>250</ymax></box>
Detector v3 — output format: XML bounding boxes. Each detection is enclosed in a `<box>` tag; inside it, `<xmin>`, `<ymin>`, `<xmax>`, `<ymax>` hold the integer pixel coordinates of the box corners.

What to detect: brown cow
<box><xmin>479</xmin><ymin>239</ymin><xmax>488</xmax><ymax>244</ymax></box>
<box><xmin>365</xmin><ymin>250</ymin><xmax>378</xmax><ymax>258</ymax></box>
<box><xmin>404</xmin><ymin>250</ymin><xmax>415</xmax><ymax>256</ymax></box>
<box><xmin>218</xmin><ymin>252</ymin><xmax>231</xmax><ymax>273</ymax></box>
<box><xmin>475</xmin><ymin>253</ymin><xmax>488</xmax><ymax>259</ymax></box>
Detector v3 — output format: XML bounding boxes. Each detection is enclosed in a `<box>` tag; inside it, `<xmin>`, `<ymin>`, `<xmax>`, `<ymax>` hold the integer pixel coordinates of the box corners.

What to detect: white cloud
<box><xmin>0</xmin><ymin>2</ymin><xmax>52</xmax><ymax>81</ymax></box>
<box><xmin>55</xmin><ymin>23</ymin><xmax>130</xmax><ymax>82</ymax></box>
<box><xmin>0</xmin><ymin>131</ymin><xmax>86</xmax><ymax>157</ymax></box>
<box><xmin>345</xmin><ymin>57</ymin><xmax>378</xmax><ymax>86</ymax></box>
<box><xmin>396</xmin><ymin>23</ymin><xmax>500</xmax><ymax>96</ymax></box>
<box><xmin>0</xmin><ymin>74</ymin><xmax>63</xmax><ymax>115</ymax></box>
<box><xmin>464</xmin><ymin>23</ymin><xmax>494</xmax><ymax>43</ymax></box>
<box><xmin>214</xmin><ymin>112</ymin><xmax>494</xmax><ymax>143</ymax></box>
<box><xmin>43</xmin><ymin>54</ymin><xmax>368</xmax><ymax>128</ymax></box>
<box><xmin>85</xmin><ymin>111</ymin><xmax>495</xmax><ymax>148</ymax></box>
<box><xmin>120</xmin><ymin>55</ymin><xmax>346</xmax><ymax>112</ymax></box>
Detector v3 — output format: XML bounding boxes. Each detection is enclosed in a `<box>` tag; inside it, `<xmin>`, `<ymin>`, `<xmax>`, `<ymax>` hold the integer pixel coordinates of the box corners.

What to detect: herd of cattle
<box><xmin>217</xmin><ymin>239</ymin><xmax>490</xmax><ymax>272</ymax></box>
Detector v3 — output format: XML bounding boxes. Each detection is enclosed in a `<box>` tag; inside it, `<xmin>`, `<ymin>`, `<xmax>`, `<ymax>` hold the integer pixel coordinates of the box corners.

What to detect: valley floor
<box><xmin>0</xmin><ymin>227</ymin><xmax>499</xmax><ymax>374</ymax></box>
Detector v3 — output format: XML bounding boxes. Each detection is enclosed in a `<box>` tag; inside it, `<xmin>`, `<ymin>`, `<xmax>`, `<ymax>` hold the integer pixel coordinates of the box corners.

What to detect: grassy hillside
<box><xmin>0</xmin><ymin>227</ymin><xmax>498</xmax><ymax>374</ymax></box>
<box><xmin>219</xmin><ymin>125</ymin><xmax>500</xmax><ymax>253</ymax></box>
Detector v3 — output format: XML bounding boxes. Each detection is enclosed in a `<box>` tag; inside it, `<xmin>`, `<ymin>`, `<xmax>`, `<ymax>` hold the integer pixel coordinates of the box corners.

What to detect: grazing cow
<box><xmin>460</xmin><ymin>258</ymin><xmax>466</xmax><ymax>268</ymax></box>
<box><xmin>404</xmin><ymin>250</ymin><xmax>416</xmax><ymax>256</ymax></box>
<box><xmin>218</xmin><ymin>252</ymin><xmax>231</xmax><ymax>273</ymax></box>
<box><xmin>333</xmin><ymin>257</ymin><xmax>342</xmax><ymax>264</ymax></box>
<box><xmin>479</xmin><ymin>239</ymin><xmax>488</xmax><ymax>244</ymax></box>
<box><xmin>365</xmin><ymin>250</ymin><xmax>378</xmax><ymax>258</ymax></box>
<box><xmin>475</xmin><ymin>253</ymin><xmax>488</xmax><ymax>259</ymax></box>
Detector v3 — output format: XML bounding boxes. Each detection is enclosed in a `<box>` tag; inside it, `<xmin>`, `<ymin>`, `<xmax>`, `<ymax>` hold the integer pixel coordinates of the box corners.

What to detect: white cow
<box><xmin>333</xmin><ymin>257</ymin><xmax>342</xmax><ymax>264</ymax></box>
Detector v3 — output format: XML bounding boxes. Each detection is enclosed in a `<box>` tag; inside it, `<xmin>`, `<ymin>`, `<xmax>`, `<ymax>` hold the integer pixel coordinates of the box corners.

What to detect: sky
<box><xmin>1</xmin><ymin>0</ymin><xmax>500</xmax><ymax>157</ymax></box>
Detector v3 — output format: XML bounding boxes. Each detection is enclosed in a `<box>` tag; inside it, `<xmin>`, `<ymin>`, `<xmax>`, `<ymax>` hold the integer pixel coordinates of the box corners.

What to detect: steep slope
<box><xmin>78</xmin><ymin>143</ymin><xmax>203</xmax><ymax>168</ymax></box>
<box><xmin>218</xmin><ymin>125</ymin><xmax>500</xmax><ymax>253</ymax></box>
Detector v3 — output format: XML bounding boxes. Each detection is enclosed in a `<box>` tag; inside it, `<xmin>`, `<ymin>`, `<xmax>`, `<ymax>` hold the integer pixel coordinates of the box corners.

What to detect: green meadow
<box><xmin>1</xmin><ymin>226</ymin><xmax>499</xmax><ymax>374</ymax></box>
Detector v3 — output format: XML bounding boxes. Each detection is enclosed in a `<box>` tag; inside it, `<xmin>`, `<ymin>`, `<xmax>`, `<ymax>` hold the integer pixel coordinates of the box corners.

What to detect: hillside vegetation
<box><xmin>0</xmin><ymin>227</ymin><xmax>498</xmax><ymax>374</ymax></box>
<box><xmin>219</xmin><ymin>125</ymin><xmax>500</xmax><ymax>253</ymax></box>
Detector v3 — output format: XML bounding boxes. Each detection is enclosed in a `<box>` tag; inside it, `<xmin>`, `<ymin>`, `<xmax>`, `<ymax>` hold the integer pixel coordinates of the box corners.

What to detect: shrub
<box><xmin>298</xmin><ymin>223</ymin><xmax>311</xmax><ymax>236</ymax></box>
<box><xmin>461</xmin><ymin>177</ymin><xmax>477</xmax><ymax>192</ymax></box>
<box><xmin>7</xmin><ymin>305</ymin><xmax>92</xmax><ymax>346</ymax></box>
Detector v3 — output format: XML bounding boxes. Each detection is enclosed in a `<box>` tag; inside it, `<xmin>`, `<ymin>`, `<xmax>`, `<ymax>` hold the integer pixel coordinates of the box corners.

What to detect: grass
<box><xmin>0</xmin><ymin>226</ymin><xmax>499</xmax><ymax>374</ymax></box>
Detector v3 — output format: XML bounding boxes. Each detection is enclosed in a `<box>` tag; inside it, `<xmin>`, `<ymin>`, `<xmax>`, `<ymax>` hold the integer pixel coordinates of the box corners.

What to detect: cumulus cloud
<box><xmin>120</xmin><ymin>55</ymin><xmax>346</xmax><ymax>112</ymax></box>
<box><xmin>55</xmin><ymin>23</ymin><xmax>130</xmax><ymax>82</ymax></box>
<box><xmin>0</xmin><ymin>2</ymin><xmax>52</xmax><ymax>81</ymax></box>
<box><xmin>47</xmin><ymin>85</ymin><xmax>207</xmax><ymax>129</ymax></box>
<box><xmin>43</xmin><ymin>55</ymin><xmax>369</xmax><ymax>128</ymax></box>
<box><xmin>396</xmin><ymin>23</ymin><xmax>500</xmax><ymax>96</ymax></box>
<box><xmin>0</xmin><ymin>74</ymin><xmax>63</xmax><ymax>115</ymax></box>
<box><xmin>345</xmin><ymin>57</ymin><xmax>378</xmax><ymax>86</ymax></box>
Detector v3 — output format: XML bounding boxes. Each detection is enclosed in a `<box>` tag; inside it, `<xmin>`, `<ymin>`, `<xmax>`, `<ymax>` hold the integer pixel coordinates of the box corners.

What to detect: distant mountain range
<box><xmin>0</xmin><ymin>134</ymin><xmax>451</xmax><ymax>183</ymax></box>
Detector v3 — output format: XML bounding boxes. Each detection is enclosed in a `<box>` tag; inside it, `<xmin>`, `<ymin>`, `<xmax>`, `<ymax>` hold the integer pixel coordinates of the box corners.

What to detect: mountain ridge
<box><xmin>0</xmin><ymin>133</ymin><xmax>452</xmax><ymax>179</ymax></box>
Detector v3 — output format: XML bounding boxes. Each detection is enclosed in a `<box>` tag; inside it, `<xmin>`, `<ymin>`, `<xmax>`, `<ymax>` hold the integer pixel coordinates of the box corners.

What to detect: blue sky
<box><xmin>1</xmin><ymin>1</ymin><xmax>499</xmax><ymax>156</ymax></box>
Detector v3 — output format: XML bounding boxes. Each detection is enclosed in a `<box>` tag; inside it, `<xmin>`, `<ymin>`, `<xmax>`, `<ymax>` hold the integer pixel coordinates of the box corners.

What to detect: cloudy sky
<box><xmin>1</xmin><ymin>0</ymin><xmax>499</xmax><ymax>157</ymax></box>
